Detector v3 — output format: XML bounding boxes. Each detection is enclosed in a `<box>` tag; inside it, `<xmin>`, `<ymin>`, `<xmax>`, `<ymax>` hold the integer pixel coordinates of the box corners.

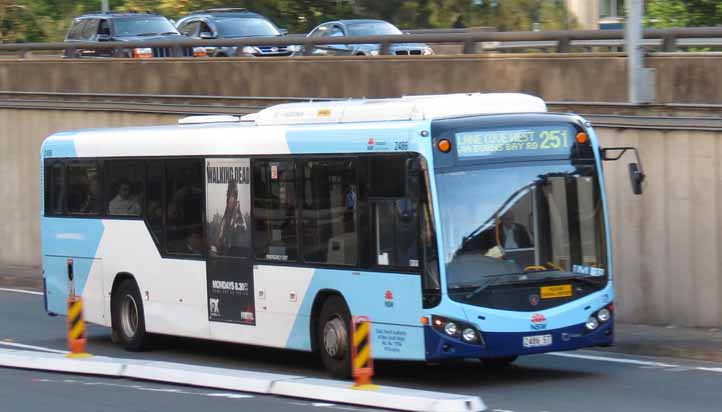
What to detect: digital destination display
<box><xmin>455</xmin><ymin>124</ymin><xmax>577</xmax><ymax>159</ymax></box>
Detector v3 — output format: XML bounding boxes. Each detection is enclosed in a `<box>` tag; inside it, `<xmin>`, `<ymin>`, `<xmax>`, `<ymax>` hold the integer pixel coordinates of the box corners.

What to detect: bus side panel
<box><xmin>97</xmin><ymin>220</ymin><xmax>210</xmax><ymax>339</ymax></box>
<box><xmin>284</xmin><ymin>268</ymin><xmax>426</xmax><ymax>361</ymax></box>
<box><xmin>42</xmin><ymin>217</ymin><xmax>105</xmax><ymax>320</ymax></box>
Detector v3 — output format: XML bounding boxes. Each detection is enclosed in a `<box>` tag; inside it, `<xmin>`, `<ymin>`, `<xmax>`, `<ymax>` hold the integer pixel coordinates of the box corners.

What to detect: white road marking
<box><xmin>0</xmin><ymin>287</ymin><xmax>43</xmax><ymax>296</ymax></box>
<box><xmin>696</xmin><ymin>367</ymin><xmax>722</xmax><ymax>373</ymax></box>
<box><xmin>206</xmin><ymin>393</ymin><xmax>254</xmax><ymax>399</ymax></box>
<box><xmin>548</xmin><ymin>352</ymin><xmax>678</xmax><ymax>368</ymax></box>
<box><xmin>0</xmin><ymin>341</ymin><xmax>69</xmax><ymax>354</ymax></box>
<box><xmin>35</xmin><ymin>377</ymin><xmax>254</xmax><ymax>399</ymax></box>
<box><xmin>492</xmin><ymin>409</ymin><xmax>516</xmax><ymax>412</ymax></box>
<box><xmin>312</xmin><ymin>403</ymin><xmax>337</xmax><ymax>407</ymax></box>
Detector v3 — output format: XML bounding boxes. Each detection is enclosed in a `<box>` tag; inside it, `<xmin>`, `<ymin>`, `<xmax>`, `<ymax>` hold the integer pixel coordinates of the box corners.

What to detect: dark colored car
<box><xmin>64</xmin><ymin>11</ymin><xmax>206</xmax><ymax>58</ymax></box>
<box><xmin>303</xmin><ymin>19</ymin><xmax>434</xmax><ymax>56</ymax></box>
<box><xmin>175</xmin><ymin>8</ymin><xmax>294</xmax><ymax>57</ymax></box>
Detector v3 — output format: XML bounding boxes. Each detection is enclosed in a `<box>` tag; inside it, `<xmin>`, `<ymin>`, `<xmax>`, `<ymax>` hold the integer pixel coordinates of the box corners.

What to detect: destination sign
<box><xmin>455</xmin><ymin>124</ymin><xmax>576</xmax><ymax>159</ymax></box>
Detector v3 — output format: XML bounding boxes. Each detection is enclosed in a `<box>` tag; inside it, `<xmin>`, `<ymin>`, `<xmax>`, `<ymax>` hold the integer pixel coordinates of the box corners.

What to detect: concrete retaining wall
<box><xmin>0</xmin><ymin>53</ymin><xmax>721</xmax><ymax>103</ymax></box>
<box><xmin>2</xmin><ymin>107</ymin><xmax>722</xmax><ymax>328</ymax></box>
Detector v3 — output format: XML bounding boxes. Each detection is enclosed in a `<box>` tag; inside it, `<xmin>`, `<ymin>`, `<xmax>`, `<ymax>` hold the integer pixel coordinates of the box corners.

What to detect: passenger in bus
<box><xmin>344</xmin><ymin>184</ymin><xmax>357</xmax><ymax>232</ymax></box>
<box><xmin>109</xmin><ymin>180</ymin><xmax>141</xmax><ymax>216</ymax></box>
<box><xmin>499</xmin><ymin>211</ymin><xmax>532</xmax><ymax>249</ymax></box>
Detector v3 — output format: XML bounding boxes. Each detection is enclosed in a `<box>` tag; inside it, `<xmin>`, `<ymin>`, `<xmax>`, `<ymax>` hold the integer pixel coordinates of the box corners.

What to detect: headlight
<box><xmin>241</xmin><ymin>46</ymin><xmax>260</xmax><ymax>55</ymax></box>
<box><xmin>585</xmin><ymin>317</ymin><xmax>599</xmax><ymax>331</ymax></box>
<box><xmin>132</xmin><ymin>47</ymin><xmax>153</xmax><ymax>59</ymax></box>
<box><xmin>192</xmin><ymin>47</ymin><xmax>207</xmax><ymax>57</ymax></box>
<box><xmin>597</xmin><ymin>308</ymin><xmax>611</xmax><ymax>322</ymax></box>
<box><xmin>462</xmin><ymin>328</ymin><xmax>478</xmax><ymax>343</ymax></box>
<box><xmin>422</xmin><ymin>47</ymin><xmax>434</xmax><ymax>56</ymax></box>
<box><xmin>444</xmin><ymin>322</ymin><xmax>458</xmax><ymax>336</ymax></box>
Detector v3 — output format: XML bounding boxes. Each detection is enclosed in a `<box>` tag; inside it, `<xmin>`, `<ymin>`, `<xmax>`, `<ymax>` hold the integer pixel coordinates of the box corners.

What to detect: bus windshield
<box><xmin>436</xmin><ymin>161</ymin><xmax>608</xmax><ymax>302</ymax></box>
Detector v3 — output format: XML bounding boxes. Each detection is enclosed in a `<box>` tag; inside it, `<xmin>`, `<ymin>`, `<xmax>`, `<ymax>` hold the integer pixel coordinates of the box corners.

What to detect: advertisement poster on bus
<box><xmin>205</xmin><ymin>158</ymin><xmax>256</xmax><ymax>325</ymax></box>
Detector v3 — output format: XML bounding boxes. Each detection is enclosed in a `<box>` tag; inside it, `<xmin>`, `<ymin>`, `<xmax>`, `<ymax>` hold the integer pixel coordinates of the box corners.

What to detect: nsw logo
<box><xmin>531</xmin><ymin>313</ymin><xmax>547</xmax><ymax>330</ymax></box>
<box><xmin>384</xmin><ymin>290</ymin><xmax>394</xmax><ymax>308</ymax></box>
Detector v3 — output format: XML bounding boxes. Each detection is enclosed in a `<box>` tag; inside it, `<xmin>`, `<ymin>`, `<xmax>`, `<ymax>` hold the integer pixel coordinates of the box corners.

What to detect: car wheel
<box><xmin>317</xmin><ymin>295</ymin><xmax>352</xmax><ymax>378</ymax></box>
<box><xmin>111</xmin><ymin>279</ymin><xmax>150</xmax><ymax>351</ymax></box>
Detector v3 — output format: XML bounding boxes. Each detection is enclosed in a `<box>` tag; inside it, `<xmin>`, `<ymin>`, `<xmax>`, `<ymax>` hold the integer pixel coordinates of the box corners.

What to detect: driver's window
<box><xmin>180</xmin><ymin>21</ymin><xmax>200</xmax><ymax>37</ymax></box>
<box><xmin>328</xmin><ymin>25</ymin><xmax>345</xmax><ymax>37</ymax></box>
<box><xmin>98</xmin><ymin>19</ymin><xmax>110</xmax><ymax>36</ymax></box>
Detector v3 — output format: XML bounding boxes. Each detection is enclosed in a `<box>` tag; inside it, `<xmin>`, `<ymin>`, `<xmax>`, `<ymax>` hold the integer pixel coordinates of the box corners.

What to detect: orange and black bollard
<box><xmin>351</xmin><ymin>316</ymin><xmax>377</xmax><ymax>390</ymax></box>
<box><xmin>65</xmin><ymin>258</ymin><xmax>91</xmax><ymax>358</ymax></box>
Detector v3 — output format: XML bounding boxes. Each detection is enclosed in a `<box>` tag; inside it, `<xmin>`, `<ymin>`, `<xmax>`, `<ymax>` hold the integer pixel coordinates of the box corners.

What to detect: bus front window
<box><xmin>436</xmin><ymin>162</ymin><xmax>608</xmax><ymax>306</ymax></box>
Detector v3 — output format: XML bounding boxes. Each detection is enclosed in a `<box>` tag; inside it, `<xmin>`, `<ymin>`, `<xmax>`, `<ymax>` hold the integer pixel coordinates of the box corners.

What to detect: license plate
<box><xmin>523</xmin><ymin>334</ymin><xmax>552</xmax><ymax>348</ymax></box>
<box><xmin>541</xmin><ymin>284</ymin><xmax>572</xmax><ymax>299</ymax></box>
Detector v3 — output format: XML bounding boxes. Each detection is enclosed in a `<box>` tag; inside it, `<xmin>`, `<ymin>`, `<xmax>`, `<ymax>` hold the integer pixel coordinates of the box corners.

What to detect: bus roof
<box><xmin>238</xmin><ymin>93</ymin><xmax>546</xmax><ymax>126</ymax></box>
<box><xmin>235</xmin><ymin>93</ymin><xmax>547</xmax><ymax>126</ymax></box>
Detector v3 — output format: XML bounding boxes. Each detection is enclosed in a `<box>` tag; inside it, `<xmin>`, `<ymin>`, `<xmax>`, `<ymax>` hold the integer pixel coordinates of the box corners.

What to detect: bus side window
<box><xmin>45</xmin><ymin>160</ymin><xmax>66</xmax><ymax>216</ymax></box>
<box><xmin>253</xmin><ymin>160</ymin><xmax>298</xmax><ymax>262</ymax></box>
<box><xmin>165</xmin><ymin>159</ymin><xmax>204</xmax><ymax>256</ymax></box>
<box><xmin>301</xmin><ymin>159</ymin><xmax>357</xmax><ymax>266</ymax></box>
<box><xmin>146</xmin><ymin>160</ymin><xmax>163</xmax><ymax>247</ymax></box>
<box><xmin>67</xmin><ymin>160</ymin><xmax>102</xmax><ymax>215</ymax></box>
<box><xmin>105</xmin><ymin>160</ymin><xmax>144</xmax><ymax>217</ymax></box>
<box><xmin>368</xmin><ymin>155</ymin><xmax>419</xmax><ymax>269</ymax></box>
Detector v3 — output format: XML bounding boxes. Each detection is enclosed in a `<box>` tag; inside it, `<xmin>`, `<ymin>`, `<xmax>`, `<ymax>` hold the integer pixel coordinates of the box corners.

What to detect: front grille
<box><xmin>255</xmin><ymin>45</ymin><xmax>292</xmax><ymax>56</ymax></box>
<box><xmin>152</xmin><ymin>47</ymin><xmax>194</xmax><ymax>58</ymax></box>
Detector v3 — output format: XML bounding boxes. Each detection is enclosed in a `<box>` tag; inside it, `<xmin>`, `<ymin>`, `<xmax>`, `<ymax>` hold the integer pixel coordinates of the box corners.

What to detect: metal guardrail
<box><xmin>2</xmin><ymin>91</ymin><xmax>722</xmax><ymax>130</ymax></box>
<box><xmin>1</xmin><ymin>27</ymin><xmax>722</xmax><ymax>58</ymax></box>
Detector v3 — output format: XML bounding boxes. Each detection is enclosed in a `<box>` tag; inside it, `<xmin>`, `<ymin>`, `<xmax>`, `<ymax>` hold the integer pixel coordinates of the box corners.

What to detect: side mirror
<box><xmin>199</xmin><ymin>32</ymin><xmax>215</xmax><ymax>39</ymax></box>
<box><xmin>278</xmin><ymin>28</ymin><xmax>289</xmax><ymax>36</ymax></box>
<box><xmin>602</xmin><ymin>146</ymin><xmax>646</xmax><ymax>196</ymax></box>
<box><xmin>628</xmin><ymin>163</ymin><xmax>645</xmax><ymax>195</ymax></box>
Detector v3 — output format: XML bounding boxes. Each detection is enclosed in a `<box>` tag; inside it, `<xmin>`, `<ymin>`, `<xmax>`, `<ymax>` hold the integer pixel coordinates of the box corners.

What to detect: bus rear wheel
<box><xmin>481</xmin><ymin>356</ymin><xmax>518</xmax><ymax>369</ymax></box>
<box><xmin>317</xmin><ymin>296</ymin><xmax>352</xmax><ymax>379</ymax></box>
<box><xmin>111</xmin><ymin>279</ymin><xmax>150</xmax><ymax>351</ymax></box>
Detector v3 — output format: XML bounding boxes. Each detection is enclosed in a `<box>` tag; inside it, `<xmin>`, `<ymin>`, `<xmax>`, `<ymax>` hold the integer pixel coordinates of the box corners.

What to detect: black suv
<box><xmin>176</xmin><ymin>8</ymin><xmax>293</xmax><ymax>57</ymax></box>
<box><xmin>64</xmin><ymin>11</ymin><xmax>205</xmax><ymax>58</ymax></box>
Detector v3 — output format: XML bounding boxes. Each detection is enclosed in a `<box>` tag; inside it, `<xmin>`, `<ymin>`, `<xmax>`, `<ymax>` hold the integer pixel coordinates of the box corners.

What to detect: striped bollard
<box><xmin>66</xmin><ymin>258</ymin><xmax>91</xmax><ymax>358</ymax></box>
<box><xmin>351</xmin><ymin>316</ymin><xmax>377</xmax><ymax>389</ymax></box>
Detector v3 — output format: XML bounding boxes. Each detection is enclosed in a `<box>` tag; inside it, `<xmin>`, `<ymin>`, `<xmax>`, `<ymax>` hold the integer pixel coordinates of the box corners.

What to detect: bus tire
<box><xmin>111</xmin><ymin>279</ymin><xmax>150</xmax><ymax>351</ymax></box>
<box><xmin>481</xmin><ymin>356</ymin><xmax>517</xmax><ymax>369</ymax></box>
<box><xmin>317</xmin><ymin>296</ymin><xmax>352</xmax><ymax>379</ymax></box>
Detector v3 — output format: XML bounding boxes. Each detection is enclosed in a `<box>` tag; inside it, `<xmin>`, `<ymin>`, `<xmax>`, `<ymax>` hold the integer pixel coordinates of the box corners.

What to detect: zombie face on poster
<box><xmin>205</xmin><ymin>158</ymin><xmax>255</xmax><ymax>325</ymax></box>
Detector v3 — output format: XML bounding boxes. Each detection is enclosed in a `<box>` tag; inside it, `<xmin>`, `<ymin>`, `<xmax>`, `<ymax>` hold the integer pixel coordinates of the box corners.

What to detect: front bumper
<box><xmin>425</xmin><ymin>319</ymin><xmax>614</xmax><ymax>361</ymax></box>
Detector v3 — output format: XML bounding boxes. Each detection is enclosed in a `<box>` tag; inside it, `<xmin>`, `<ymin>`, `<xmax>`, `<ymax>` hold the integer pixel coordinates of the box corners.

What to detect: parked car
<box><xmin>302</xmin><ymin>19</ymin><xmax>434</xmax><ymax>56</ymax></box>
<box><xmin>64</xmin><ymin>11</ymin><xmax>206</xmax><ymax>58</ymax></box>
<box><xmin>175</xmin><ymin>8</ymin><xmax>294</xmax><ymax>57</ymax></box>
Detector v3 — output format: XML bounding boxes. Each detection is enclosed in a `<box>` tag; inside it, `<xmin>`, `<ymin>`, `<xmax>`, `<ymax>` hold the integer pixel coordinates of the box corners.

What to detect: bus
<box><xmin>41</xmin><ymin>93</ymin><xmax>644</xmax><ymax>377</ymax></box>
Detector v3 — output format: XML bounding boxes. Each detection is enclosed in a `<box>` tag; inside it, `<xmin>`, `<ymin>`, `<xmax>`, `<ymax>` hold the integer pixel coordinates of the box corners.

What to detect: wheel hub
<box><xmin>120</xmin><ymin>294</ymin><xmax>139</xmax><ymax>339</ymax></box>
<box><xmin>322</xmin><ymin>316</ymin><xmax>347</xmax><ymax>359</ymax></box>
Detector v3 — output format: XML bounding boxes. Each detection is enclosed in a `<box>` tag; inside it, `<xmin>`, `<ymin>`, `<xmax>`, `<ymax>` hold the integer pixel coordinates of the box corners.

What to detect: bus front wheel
<box><xmin>111</xmin><ymin>279</ymin><xmax>150</xmax><ymax>351</ymax></box>
<box><xmin>317</xmin><ymin>296</ymin><xmax>352</xmax><ymax>379</ymax></box>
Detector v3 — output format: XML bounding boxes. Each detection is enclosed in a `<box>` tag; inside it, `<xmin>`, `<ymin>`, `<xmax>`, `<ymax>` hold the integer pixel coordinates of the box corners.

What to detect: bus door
<box><xmin>204</xmin><ymin>158</ymin><xmax>257</xmax><ymax>326</ymax></box>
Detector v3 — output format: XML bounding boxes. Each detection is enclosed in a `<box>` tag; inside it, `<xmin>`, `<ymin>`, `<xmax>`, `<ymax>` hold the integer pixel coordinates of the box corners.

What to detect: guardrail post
<box><xmin>379</xmin><ymin>41</ymin><xmax>391</xmax><ymax>56</ymax></box>
<box><xmin>462</xmin><ymin>38</ymin><xmax>478</xmax><ymax>54</ymax></box>
<box><xmin>662</xmin><ymin>34</ymin><xmax>676</xmax><ymax>52</ymax></box>
<box><xmin>17</xmin><ymin>48</ymin><xmax>28</xmax><ymax>59</ymax></box>
<box><xmin>557</xmin><ymin>36</ymin><xmax>571</xmax><ymax>53</ymax></box>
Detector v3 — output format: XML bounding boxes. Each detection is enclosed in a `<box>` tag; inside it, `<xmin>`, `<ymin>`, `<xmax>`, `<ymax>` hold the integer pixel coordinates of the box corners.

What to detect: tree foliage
<box><xmin>646</xmin><ymin>0</ymin><xmax>722</xmax><ymax>28</ymax></box>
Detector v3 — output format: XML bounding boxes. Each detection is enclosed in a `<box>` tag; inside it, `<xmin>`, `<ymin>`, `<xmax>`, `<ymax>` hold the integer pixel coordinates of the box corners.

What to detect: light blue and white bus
<box><xmin>41</xmin><ymin>93</ymin><xmax>644</xmax><ymax>377</ymax></box>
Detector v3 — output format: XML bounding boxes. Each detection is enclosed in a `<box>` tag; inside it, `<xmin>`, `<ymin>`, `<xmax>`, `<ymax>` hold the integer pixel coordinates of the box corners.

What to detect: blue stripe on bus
<box><xmin>42</xmin><ymin>217</ymin><xmax>105</xmax><ymax>315</ymax></box>
<box><xmin>285</xmin><ymin>122</ymin><xmax>424</xmax><ymax>155</ymax></box>
<box><xmin>285</xmin><ymin>268</ymin><xmax>426</xmax><ymax>361</ymax></box>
